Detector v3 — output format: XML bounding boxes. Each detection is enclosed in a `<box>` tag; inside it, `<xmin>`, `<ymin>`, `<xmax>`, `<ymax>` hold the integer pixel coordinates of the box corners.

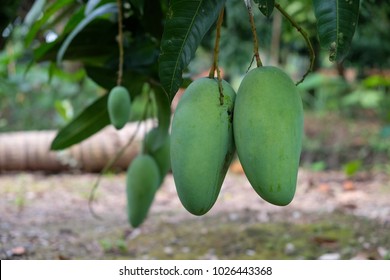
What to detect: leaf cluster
<box><xmin>0</xmin><ymin>0</ymin><xmax>361</xmax><ymax>150</ymax></box>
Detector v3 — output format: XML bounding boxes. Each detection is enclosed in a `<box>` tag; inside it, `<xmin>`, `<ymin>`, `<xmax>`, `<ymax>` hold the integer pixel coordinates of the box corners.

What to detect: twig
<box><xmin>208</xmin><ymin>7</ymin><xmax>225</xmax><ymax>105</ymax></box>
<box><xmin>274</xmin><ymin>2</ymin><xmax>315</xmax><ymax>85</ymax></box>
<box><xmin>244</xmin><ymin>0</ymin><xmax>262</xmax><ymax>67</ymax></box>
<box><xmin>116</xmin><ymin>0</ymin><xmax>124</xmax><ymax>86</ymax></box>
<box><xmin>88</xmin><ymin>98</ymin><xmax>151</xmax><ymax>220</ymax></box>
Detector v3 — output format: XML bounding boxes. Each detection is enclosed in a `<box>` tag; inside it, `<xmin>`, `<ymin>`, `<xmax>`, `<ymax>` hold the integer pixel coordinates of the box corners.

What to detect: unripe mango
<box><xmin>126</xmin><ymin>154</ymin><xmax>160</xmax><ymax>227</ymax></box>
<box><xmin>171</xmin><ymin>78</ymin><xmax>236</xmax><ymax>216</ymax></box>
<box><xmin>107</xmin><ymin>86</ymin><xmax>131</xmax><ymax>130</ymax></box>
<box><xmin>144</xmin><ymin>128</ymin><xmax>171</xmax><ymax>182</ymax></box>
<box><xmin>233</xmin><ymin>66</ymin><xmax>303</xmax><ymax>206</ymax></box>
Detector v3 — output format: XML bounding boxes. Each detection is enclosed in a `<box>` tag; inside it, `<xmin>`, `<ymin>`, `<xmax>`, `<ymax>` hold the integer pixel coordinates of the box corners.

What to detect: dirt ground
<box><xmin>1</xmin><ymin>162</ymin><xmax>389</xmax><ymax>260</ymax></box>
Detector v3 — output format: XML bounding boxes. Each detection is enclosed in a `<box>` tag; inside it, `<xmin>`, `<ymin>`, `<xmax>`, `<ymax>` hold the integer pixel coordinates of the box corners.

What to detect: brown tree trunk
<box><xmin>0</xmin><ymin>122</ymin><xmax>149</xmax><ymax>173</ymax></box>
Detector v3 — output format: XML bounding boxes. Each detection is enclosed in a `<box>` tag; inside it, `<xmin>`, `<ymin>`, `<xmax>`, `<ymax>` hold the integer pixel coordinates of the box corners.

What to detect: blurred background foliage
<box><xmin>0</xmin><ymin>0</ymin><xmax>389</xmax><ymax>172</ymax></box>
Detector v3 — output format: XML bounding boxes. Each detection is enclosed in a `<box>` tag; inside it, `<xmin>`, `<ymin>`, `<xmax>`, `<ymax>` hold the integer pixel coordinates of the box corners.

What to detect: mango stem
<box><xmin>209</xmin><ymin>7</ymin><xmax>225</xmax><ymax>105</ymax></box>
<box><xmin>116</xmin><ymin>0</ymin><xmax>124</xmax><ymax>86</ymax></box>
<box><xmin>245</xmin><ymin>0</ymin><xmax>262</xmax><ymax>67</ymax></box>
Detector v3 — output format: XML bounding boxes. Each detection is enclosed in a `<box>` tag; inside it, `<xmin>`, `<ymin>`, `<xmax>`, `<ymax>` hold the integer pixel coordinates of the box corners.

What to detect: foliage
<box><xmin>0</xmin><ymin>26</ymin><xmax>102</xmax><ymax>131</ymax></box>
<box><xmin>347</xmin><ymin>0</ymin><xmax>390</xmax><ymax>69</ymax></box>
<box><xmin>159</xmin><ymin>0</ymin><xmax>226</xmax><ymax>101</ymax></box>
<box><xmin>298</xmin><ymin>71</ymin><xmax>390</xmax><ymax>123</ymax></box>
<box><xmin>1</xmin><ymin>0</ymin><xmax>362</xmax><ymax>144</ymax></box>
<box><xmin>312</xmin><ymin>0</ymin><xmax>360</xmax><ymax>62</ymax></box>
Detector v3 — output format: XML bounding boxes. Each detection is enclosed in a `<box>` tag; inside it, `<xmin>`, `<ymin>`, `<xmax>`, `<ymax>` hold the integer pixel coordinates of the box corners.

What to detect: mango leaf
<box><xmin>57</xmin><ymin>2</ymin><xmax>118</xmax><ymax>65</ymax></box>
<box><xmin>150</xmin><ymin>85</ymin><xmax>171</xmax><ymax>151</ymax></box>
<box><xmin>85</xmin><ymin>0</ymin><xmax>102</xmax><ymax>15</ymax></box>
<box><xmin>312</xmin><ymin>0</ymin><xmax>360</xmax><ymax>62</ymax></box>
<box><xmin>24</xmin><ymin>0</ymin><xmax>47</xmax><ymax>27</ymax></box>
<box><xmin>85</xmin><ymin>66</ymin><xmax>148</xmax><ymax>94</ymax></box>
<box><xmin>159</xmin><ymin>0</ymin><xmax>226</xmax><ymax>101</ymax></box>
<box><xmin>254</xmin><ymin>0</ymin><xmax>274</xmax><ymax>17</ymax></box>
<box><xmin>35</xmin><ymin>19</ymin><xmax>117</xmax><ymax>63</ymax></box>
<box><xmin>51</xmin><ymin>94</ymin><xmax>110</xmax><ymax>150</ymax></box>
<box><xmin>25</xmin><ymin>0</ymin><xmax>76</xmax><ymax>47</ymax></box>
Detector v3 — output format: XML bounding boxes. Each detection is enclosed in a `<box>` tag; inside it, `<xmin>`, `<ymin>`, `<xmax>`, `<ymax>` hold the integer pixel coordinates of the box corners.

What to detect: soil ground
<box><xmin>1</xmin><ymin>164</ymin><xmax>390</xmax><ymax>260</ymax></box>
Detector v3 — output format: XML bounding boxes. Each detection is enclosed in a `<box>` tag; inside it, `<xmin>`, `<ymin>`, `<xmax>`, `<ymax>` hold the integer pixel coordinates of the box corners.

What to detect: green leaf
<box><xmin>24</xmin><ymin>0</ymin><xmax>47</xmax><ymax>27</ymax></box>
<box><xmin>25</xmin><ymin>0</ymin><xmax>76</xmax><ymax>47</ymax></box>
<box><xmin>342</xmin><ymin>160</ymin><xmax>361</xmax><ymax>177</ymax></box>
<box><xmin>150</xmin><ymin>85</ymin><xmax>171</xmax><ymax>151</ymax></box>
<box><xmin>85</xmin><ymin>0</ymin><xmax>102</xmax><ymax>15</ymax></box>
<box><xmin>85</xmin><ymin>65</ymin><xmax>147</xmax><ymax>93</ymax></box>
<box><xmin>312</xmin><ymin>0</ymin><xmax>360</xmax><ymax>62</ymax></box>
<box><xmin>35</xmin><ymin>19</ymin><xmax>118</xmax><ymax>63</ymax></box>
<box><xmin>57</xmin><ymin>2</ymin><xmax>118</xmax><ymax>65</ymax></box>
<box><xmin>50</xmin><ymin>94</ymin><xmax>110</xmax><ymax>150</ymax></box>
<box><xmin>159</xmin><ymin>0</ymin><xmax>226</xmax><ymax>101</ymax></box>
<box><xmin>254</xmin><ymin>0</ymin><xmax>274</xmax><ymax>17</ymax></box>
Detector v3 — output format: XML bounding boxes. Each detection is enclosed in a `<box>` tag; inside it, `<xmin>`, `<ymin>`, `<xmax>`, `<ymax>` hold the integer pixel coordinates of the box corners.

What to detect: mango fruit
<box><xmin>107</xmin><ymin>86</ymin><xmax>131</xmax><ymax>130</ymax></box>
<box><xmin>144</xmin><ymin>128</ymin><xmax>171</xmax><ymax>182</ymax></box>
<box><xmin>233</xmin><ymin>66</ymin><xmax>303</xmax><ymax>206</ymax></box>
<box><xmin>170</xmin><ymin>78</ymin><xmax>236</xmax><ymax>215</ymax></box>
<box><xmin>126</xmin><ymin>154</ymin><xmax>160</xmax><ymax>227</ymax></box>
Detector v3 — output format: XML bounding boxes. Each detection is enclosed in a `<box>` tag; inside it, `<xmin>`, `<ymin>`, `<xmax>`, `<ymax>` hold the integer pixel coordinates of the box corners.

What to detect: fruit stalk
<box><xmin>208</xmin><ymin>7</ymin><xmax>225</xmax><ymax>105</ymax></box>
<box><xmin>244</xmin><ymin>0</ymin><xmax>262</xmax><ymax>67</ymax></box>
<box><xmin>116</xmin><ymin>0</ymin><xmax>124</xmax><ymax>86</ymax></box>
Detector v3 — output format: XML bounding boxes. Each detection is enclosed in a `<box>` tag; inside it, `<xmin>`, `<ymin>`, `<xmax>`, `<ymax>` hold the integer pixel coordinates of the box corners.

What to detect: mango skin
<box><xmin>126</xmin><ymin>154</ymin><xmax>160</xmax><ymax>227</ymax></box>
<box><xmin>144</xmin><ymin>128</ymin><xmax>171</xmax><ymax>183</ymax></box>
<box><xmin>107</xmin><ymin>86</ymin><xmax>131</xmax><ymax>130</ymax></box>
<box><xmin>170</xmin><ymin>78</ymin><xmax>236</xmax><ymax>216</ymax></box>
<box><xmin>233</xmin><ymin>66</ymin><xmax>303</xmax><ymax>206</ymax></box>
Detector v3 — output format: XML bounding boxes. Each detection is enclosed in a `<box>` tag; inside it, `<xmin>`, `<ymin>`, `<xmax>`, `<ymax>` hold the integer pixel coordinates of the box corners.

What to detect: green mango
<box><xmin>107</xmin><ymin>86</ymin><xmax>131</xmax><ymax>130</ymax></box>
<box><xmin>233</xmin><ymin>66</ymin><xmax>303</xmax><ymax>206</ymax></box>
<box><xmin>144</xmin><ymin>128</ymin><xmax>171</xmax><ymax>182</ymax></box>
<box><xmin>126</xmin><ymin>154</ymin><xmax>160</xmax><ymax>227</ymax></box>
<box><xmin>171</xmin><ymin>78</ymin><xmax>236</xmax><ymax>215</ymax></box>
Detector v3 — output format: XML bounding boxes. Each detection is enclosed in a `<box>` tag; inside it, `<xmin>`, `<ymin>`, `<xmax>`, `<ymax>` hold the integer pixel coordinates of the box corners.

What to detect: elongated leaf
<box><xmin>51</xmin><ymin>94</ymin><xmax>110</xmax><ymax>150</ymax></box>
<box><xmin>85</xmin><ymin>65</ymin><xmax>147</xmax><ymax>93</ymax></box>
<box><xmin>159</xmin><ymin>0</ymin><xmax>226</xmax><ymax>101</ymax></box>
<box><xmin>312</xmin><ymin>0</ymin><xmax>360</xmax><ymax>62</ymax></box>
<box><xmin>254</xmin><ymin>0</ymin><xmax>274</xmax><ymax>17</ymax></box>
<box><xmin>35</xmin><ymin>19</ymin><xmax>117</xmax><ymax>63</ymax></box>
<box><xmin>25</xmin><ymin>0</ymin><xmax>75</xmax><ymax>46</ymax></box>
<box><xmin>24</xmin><ymin>0</ymin><xmax>47</xmax><ymax>27</ymax></box>
<box><xmin>57</xmin><ymin>3</ymin><xmax>118</xmax><ymax>65</ymax></box>
<box><xmin>85</xmin><ymin>0</ymin><xmax>102</xmax><ymax>15</ymax></box>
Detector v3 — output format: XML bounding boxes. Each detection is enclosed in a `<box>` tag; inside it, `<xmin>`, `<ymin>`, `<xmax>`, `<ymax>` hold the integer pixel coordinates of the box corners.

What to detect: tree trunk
<box><xmin>0</xmin><ymin>122</ymin><xmax>150</xmax><ymax>173</ymax></box>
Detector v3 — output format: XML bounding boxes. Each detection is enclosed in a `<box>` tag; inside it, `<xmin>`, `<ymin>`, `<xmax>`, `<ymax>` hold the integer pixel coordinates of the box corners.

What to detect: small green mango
<box><xmin>126</xmin><ymin>154</ymin><xmax>160</xmax><ymax>227</ymax></box>
<box><xmin>144</xmin><ymin>128</ymin><xmax>171</xmax><ymax>182</ymax></box>
<box><xmin>233</xmin><ymin>66</ymin><xmax>303</xmax><ymax>206</ymax></box>
<box><xmin>171</xmin><ymin>78</ymin><xmax>236</xmax><ymax>216</ymax></box>
<box><xmin>107</xmin><ymin>86</ymin><xmax>131</xmax><ymax>130</ymax></box>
